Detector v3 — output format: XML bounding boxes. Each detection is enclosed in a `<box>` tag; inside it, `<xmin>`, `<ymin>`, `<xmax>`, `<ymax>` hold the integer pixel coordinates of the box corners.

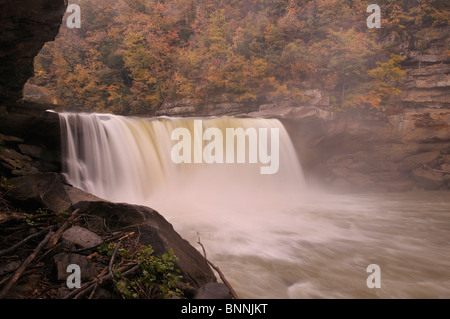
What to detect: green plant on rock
<box><xmin>99</xmin><ymin>243</ymin><xmax>183</xmax><ymax>299</ymax></box>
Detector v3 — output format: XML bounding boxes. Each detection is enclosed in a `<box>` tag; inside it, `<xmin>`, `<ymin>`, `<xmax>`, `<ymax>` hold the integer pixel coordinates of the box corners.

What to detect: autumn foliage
<box><xmin>31</xmin><ymin>0</ymin><xmax>448</xmax><ymax>114</ymax></box>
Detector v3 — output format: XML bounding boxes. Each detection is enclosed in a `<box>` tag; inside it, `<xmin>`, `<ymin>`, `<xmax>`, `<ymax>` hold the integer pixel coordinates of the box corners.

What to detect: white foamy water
<box><xmin>59</xmin><ymin>113</ymin><xmax>450</xmax><ymax>299</ymax></box>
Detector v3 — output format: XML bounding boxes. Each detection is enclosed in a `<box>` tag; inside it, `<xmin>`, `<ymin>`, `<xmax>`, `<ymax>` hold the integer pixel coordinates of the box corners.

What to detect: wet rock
<box><xmin>62</xmin><ymin>226</ymin><xmax>103</xmax><ymax>249</ymax></box>
<box><xmin>63</xmin><ymin>184</ymin><xmax>105</xmax><ymax>205</ymax></box>
<box><xmin>73</xmin><ymin>201</ymin><xmax>217</xmax><ymax>289</ymax></box>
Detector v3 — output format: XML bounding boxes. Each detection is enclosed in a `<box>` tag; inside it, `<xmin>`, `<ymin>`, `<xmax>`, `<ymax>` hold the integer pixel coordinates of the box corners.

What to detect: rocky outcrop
<box><xmin>0</xmin><ymin>0</ymin><xmax>66</xmax><ymax>103</ymax></box>
<box><xmin>73</xmin><ymin>200</ymin><xmax>217</xmax><ymax>289</ymax></box>
<box><xmin>3</xmin><ymin>172</ymin><xmax>217</xmax><ymax>292</ymax></box>
<box><xmin>5</xmin><ymin>172</ymin><xmax>72</xmax><ymax>212</ymax></box>
<box><xmin>0</xmin><ymin>102</ymin><xmax>61</xmax><ymax>177</ymax></box>
<box><xmin>247</xmin><ymin>27</ymin><xmax>450</xmax><ymax>193</ymax></box>
<box><xmin>253</xmin><ymin>103</ymin><xmax>449</xmax><ymax>192</ymax></box>
<box><xmin>396</xmin><ymin>27</ymin><xmax>450</xmax><ymax>110</ymax></box>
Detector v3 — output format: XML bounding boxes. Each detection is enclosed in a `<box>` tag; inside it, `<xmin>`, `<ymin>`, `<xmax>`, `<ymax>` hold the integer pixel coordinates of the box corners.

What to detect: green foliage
<box><xmin>360</xmin><ymin>54</ymin><xmax>406</xmax><ymax>108</ymax></box>
<box><xmin>98</xmin><ymin>243</ymin><xmax>183</xmax><ymax>299</ymax></box>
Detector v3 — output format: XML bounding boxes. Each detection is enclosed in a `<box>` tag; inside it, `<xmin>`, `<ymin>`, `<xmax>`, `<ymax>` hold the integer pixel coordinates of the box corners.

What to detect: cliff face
<box><xmin>0</xmin><ymin>0</ymin><xmax>448</xmax><ymax>192</ymax></box>
<box><xmin>0</xmin><ymin>0</ymin><xmax>66</xmax><ymax>177</ymax></box>
<box><xmin>0</xmin><ymin>0</ymin><xmax>66</xmax><ymax>103</ymax></box>
<box><xmin>253</xmin><ymin>27</ymin><xmax>450</xmax><ymax>192</ymax></box>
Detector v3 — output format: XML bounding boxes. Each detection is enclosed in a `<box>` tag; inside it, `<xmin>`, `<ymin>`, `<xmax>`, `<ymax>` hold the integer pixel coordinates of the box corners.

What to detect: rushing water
<box><xmin>59</xmin><ymin>113</ymin><xmax>450</xmax><ymax>299</ymax></box>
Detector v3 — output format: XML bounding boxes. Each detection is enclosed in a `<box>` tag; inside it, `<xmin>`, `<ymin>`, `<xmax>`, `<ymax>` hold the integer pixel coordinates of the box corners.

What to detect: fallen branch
<box><xmin>47</xmin><ymin>209</ymin><xmax>80</xmax><ymax>248</ymax></box>
<box><xmin>64</xmin><ymin>240</ymin><xmax>141</xmax><ymax>299</ymax></box>
<box><xmin>0</xmin><ymin>225</ymin><xmax>55</xmax><ymax>257</ymax></box>
<box><xmin>197</xmin><ymin>233</ymin><xmax>239</xmax><ymax>299</ymax></box>
<box><xmin>0</xmin><ymin>229</ymin><xmax>54</xmax><ymax>299</ymax></box>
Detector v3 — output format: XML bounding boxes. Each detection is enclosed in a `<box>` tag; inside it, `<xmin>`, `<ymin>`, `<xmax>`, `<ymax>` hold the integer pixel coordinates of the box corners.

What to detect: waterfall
<box><xmin>59</xmin><ymin>113</ymin><xmax>305</xmax><ymax>206</ymax></box>
<box><xmin>58</xmin><ymin>113</ymin><xmax>450</xmax><ymax>299</ymax></box>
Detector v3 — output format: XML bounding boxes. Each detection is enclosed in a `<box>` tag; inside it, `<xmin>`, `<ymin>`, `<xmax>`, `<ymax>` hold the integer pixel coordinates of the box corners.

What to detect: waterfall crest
<box><xmin>59</xmin><ymin>113</ymin><xmax>305</xmax><ymax>205</ymax></box>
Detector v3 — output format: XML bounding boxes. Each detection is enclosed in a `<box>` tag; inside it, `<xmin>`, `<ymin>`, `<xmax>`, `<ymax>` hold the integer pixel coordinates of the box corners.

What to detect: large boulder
<box><xmin>62</xmin><ymin>226</ymin><xmax>103</xmax><ymax>249</ymax></box>
<box><xmin>5</xmin><ymin>172</ymin><xmax>72</xmax><ymax>212</ymax></box>
<box><xmin>73</xmin><ymin>200</ymin><xmax>217</xmax><ymax>289</ymax></box>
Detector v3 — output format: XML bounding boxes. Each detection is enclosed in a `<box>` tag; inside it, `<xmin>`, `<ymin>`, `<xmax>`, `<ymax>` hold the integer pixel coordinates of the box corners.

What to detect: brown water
<box><xmin>59</xmin><ymin>113</ymin><xmax>450</xmax><ymax>299</ymax></box>
<box><xmin>153</xmin><ymin>191</ymin><xmax>450</xmax><ymax>299</ymax></box>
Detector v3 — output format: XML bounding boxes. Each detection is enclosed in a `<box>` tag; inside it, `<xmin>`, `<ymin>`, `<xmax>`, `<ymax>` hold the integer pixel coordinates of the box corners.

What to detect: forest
<box><xmin>30</xmin><ymin>0</ymin><xmax>449</xmax><ymax>114</ymax></box>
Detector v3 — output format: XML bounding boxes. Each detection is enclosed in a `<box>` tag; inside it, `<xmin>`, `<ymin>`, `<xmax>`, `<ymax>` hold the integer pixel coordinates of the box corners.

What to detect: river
<box><xmin>59</xmin><ymin>113</ymin><xmax>450</xmax><ymax>299</ymax></box>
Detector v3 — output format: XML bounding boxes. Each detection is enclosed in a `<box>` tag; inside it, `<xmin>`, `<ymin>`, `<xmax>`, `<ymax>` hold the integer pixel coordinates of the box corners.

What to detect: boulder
<box><xmin>62</xmin><ymin>226</ymin><xmax>103</xmax><ymax>249</ymax></box>
<box><xmin>63</xmin><ymin>184</ymin><xmax>105</xmax><ymax>205</ymax></box>
<box><xmin>5</xmin><ymin>172</ymin><xmax>72</xmax><ymax>212</ymax></box>
<box><xmin>53</xmin><ymin>253</ymin><xmax>99</xmax><ymax>281</ymax></box>
<box><xmin>73</xmin><ymin>200</ymin><xmax>217</xmax><ymax>289</ymax></box>
<box><xmin>0</xmin><ymin>147</ymin><xmax>37</xmax><ymax>176</ymax></box>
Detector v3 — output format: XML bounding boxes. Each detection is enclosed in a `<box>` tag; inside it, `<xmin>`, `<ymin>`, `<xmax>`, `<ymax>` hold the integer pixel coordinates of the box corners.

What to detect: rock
<box><xmin>0</xmin><ymin>146</ymin><xmax>37</xmax><ymax>176</ymax></box>
<box><xmin>62</xmin><ymin>226</ymin><xmax>103</xmax><ymax>249</ymax></box>
<box><xmin>5</xmin><ymin>172</ymin><xmax>72</xmax><ymax>212</ymax></box>
<box><xmin>401</xmin><ymin>151</ymin><xmax>441</xmax><ymax>171</ymax></box>
<box><xmin>18</xmin><ymin>144</ymin><xmax>45</xmax><ymax>158</ymax></box>
<box><xmin>412</xmin><ymin>168</ymin><xmax>443</xmax><ymax>190</ymax></box>
<box><xmin>0</xmin><ymin>133</ymin><xmax>24</xmax><ymax>145</ymax></box>
<box><xmin>330</xmin><ymin>178</ymin><xmax>352</xmax><ymax>192</ymax></box>
<box><xmin>0</xmin><ymin>0</ymin><xmax>67</xmax><ymax>103</ymax></box>
<box><xmin>440</xmin><ymin>164</ymin><xmax>450</xmax><ymax>173</ymax></box>
<box><xmin>53</xmin><ymin>253</ymin><xmax>99</xmax><ymax>281</ymax></box>
<box><xmin>63</xmin><ymin>184</ymin><xmax>106</xmax><ymax>205</ymax></box>
<box><xmin>156</xmin><ymin>106</ymin><xmax>196</xmax><ymax>116</ymax></box>
<box><xmin>194</xmin><ymin>283</ymin><xmax>232</xmax><ymax>299</ymax></box>
<box><xmin>443</xmin><ymin>174</ymin><xmax>450</xmax><ymax>188</ymax></box>
<box><xmin>73</xmin><ymin>201</ymin><xmax>217</xmax><ymax>289</ymax></box>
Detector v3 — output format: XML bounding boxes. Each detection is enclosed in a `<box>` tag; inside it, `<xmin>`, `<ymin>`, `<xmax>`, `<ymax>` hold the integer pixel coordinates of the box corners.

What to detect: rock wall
<box><xmin>250</xmin><ymin>27</ymin><xmax>450</xmax><ymax>192</ymax></box>
<box><xmin>0</xmin><ymin>0</ymin><xmax>66</xmax><ymax>103</ymax></box>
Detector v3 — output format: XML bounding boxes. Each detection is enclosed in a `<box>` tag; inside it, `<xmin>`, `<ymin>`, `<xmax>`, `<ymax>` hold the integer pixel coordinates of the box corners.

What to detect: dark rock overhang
<box><xmin>0</xmin><ymin>0</ymin><xmax>66</xmax><ymax>103</ymax></box>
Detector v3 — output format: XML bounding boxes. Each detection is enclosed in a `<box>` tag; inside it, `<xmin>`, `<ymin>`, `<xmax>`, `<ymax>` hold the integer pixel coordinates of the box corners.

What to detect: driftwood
<box><xmin>47</xmin><ymin>209</ymin><xmax>80</xmax><ymax>248</ymax></box>
<box><xmin>0</xmin><ymin>225</ymin><xmax>55</xmax><ymax>257</ymax></box>
<box><xmin>0</xmin><ymin>229</ymin><xmax>54</xmax><ymax>298</ymax></box>
<box><xmin>197</xmin><ymin>233</ymin><xmax>239</xmax><ymax>299</ymax></box>
<box><xmin>0</xmin><ymin>209</ymin><xmax>80</xmax><ymax>299</ymax></box>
